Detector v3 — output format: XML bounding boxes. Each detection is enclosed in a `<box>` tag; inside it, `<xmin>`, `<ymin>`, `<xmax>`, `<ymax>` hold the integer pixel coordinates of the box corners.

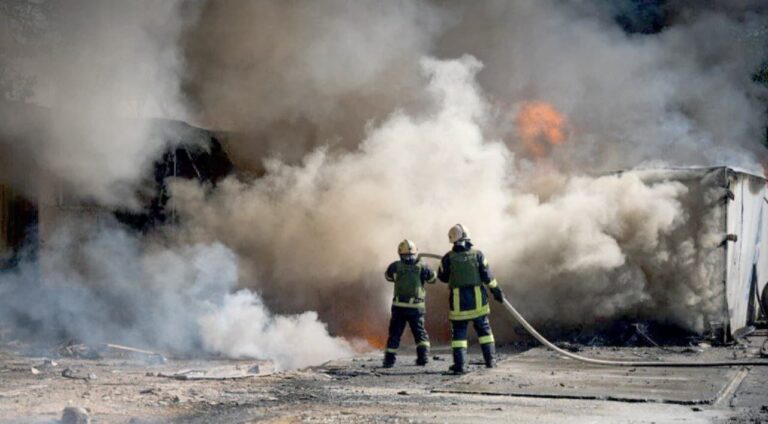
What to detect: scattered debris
<box><xmin>555</xmin><ymin>342</ymin><xmax>582</xmax><ymax>352</ymax></box>
<box><xmin>732</xmin><ymin>326</ymin><xmax>756</xmax><ymax>342</ymax></box>
<box><xmin>61</xmin><ymin>406</ymin><xmax>91</xmax><ymax>424</ymax></box>
<box><xmin>103</xmin><ymin>343</ymin><xmax>167</xmax><ymax>364</ymax></box>
<box><xmin>61</xmin><ymin>368</ymin><xmax>97</xmax><ymax>381</ymax></box>
<box><xmin>42</xmin><ymin>359</ymin><xmax>58</xmax><ymax>368</ymax></box>
<box><xmin>57</xmin><ymin>341</ymin><xmax>100</xmax><ymax>360</ymax></box>
<box><xmin>58</xmin><ymin>341</ymin><xmax>167</xmax><ymax>364</ymax></box>
<box><xmin>158</xmin><ymin>361</ymin><xmax>273</xmax><ymax>380</ymax></box>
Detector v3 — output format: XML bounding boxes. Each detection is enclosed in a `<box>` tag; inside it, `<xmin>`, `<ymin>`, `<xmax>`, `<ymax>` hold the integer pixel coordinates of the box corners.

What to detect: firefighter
<box><xmin>438</xmin><ymin>224</ymin><xmax>504</xmax><ymax>374</ymax></box>
<box><xmin>382</xmin><ymin>239</ymin><xmax>437</xmax><ymax>368</ymax></box>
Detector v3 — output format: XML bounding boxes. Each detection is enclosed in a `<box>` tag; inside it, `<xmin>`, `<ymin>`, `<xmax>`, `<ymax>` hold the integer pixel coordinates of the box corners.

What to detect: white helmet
<box><xmin>398</xmin><ymin>239</ymin><xmax>418</xmax><ymax>256</ymax></box>
<box><xmin>448</xmin><ymin>224</ymin><xmax>470</xmax><ymax>244</ymax></box>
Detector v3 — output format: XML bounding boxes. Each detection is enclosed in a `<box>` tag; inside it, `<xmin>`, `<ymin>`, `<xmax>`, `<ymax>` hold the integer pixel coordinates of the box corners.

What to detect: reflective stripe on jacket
<box><xmin>438</xmin><ymin>243</ymin><xmax>498</xmax><ymax>320</ymax></box>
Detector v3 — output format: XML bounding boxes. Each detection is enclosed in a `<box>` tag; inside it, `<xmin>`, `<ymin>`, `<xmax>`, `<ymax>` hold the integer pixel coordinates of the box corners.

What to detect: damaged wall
<box><xmin>724</xmin><ymin>169</ymin><xmax>768</xmax><ymax>331</ymax></box>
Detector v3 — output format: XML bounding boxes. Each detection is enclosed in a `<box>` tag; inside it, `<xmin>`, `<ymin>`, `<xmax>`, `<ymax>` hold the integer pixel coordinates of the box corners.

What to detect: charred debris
<box><xmin>1</xmin><ymin>118</ymin><xmax>234</xmax><ymax>267</ymax></box>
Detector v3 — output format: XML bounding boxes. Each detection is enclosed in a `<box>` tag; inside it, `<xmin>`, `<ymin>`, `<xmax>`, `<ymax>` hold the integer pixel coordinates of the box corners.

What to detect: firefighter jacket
<box><xmin>385</xmin><ymin>258</ymin><xmax>437</xmax><ymax>310</ymax></box>
<box><xmin>438</xmin><ymin>242</ymin><xmax>499</xmax><ymax>321</ymax></box>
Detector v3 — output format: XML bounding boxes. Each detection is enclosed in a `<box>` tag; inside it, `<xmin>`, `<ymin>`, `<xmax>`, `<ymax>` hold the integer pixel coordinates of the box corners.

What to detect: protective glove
<box><xmin>491</xmin><ymin>287</ymin><xmax>504</xmax><ymax>303</ymax></box>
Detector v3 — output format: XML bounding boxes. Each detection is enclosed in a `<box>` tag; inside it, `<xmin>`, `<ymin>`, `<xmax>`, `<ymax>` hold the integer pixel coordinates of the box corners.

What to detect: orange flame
<box><xmin>346</xmin><ymin>320</ymin><xmax>386</xmax><ymax>350</ymax></box>
<box><xmin>515</xmin><ymin>101</ymin><xmax>568</xmax><ymax>158</ymax></box>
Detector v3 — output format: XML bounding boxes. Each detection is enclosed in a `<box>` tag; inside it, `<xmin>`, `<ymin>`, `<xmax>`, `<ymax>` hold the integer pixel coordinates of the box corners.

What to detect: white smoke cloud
<box><xmin>0</xmin><ymin>215</ymin><xmax>352</xmax><ymax>369</ymax></box>
<box><xmin>1</xmin><ymin>0</ymin><xmax>190</xmax><ymax>206</ymax></box>
<box><xmin>166</xmin><ymin>0</ymin><xmax>768</xmax><ymax>338</ymax></box>
<box><xmin>2</xmin><ymin>0</ymin><xmax>767</xmax><ymax>356</ymax></box>
<box><xmin>170</xmin><ymin>55</ymin><xmax>713</xmax><ymax>336</ymax></box>
<box><xmin>199</xmin><ymin>290</ymin><xmax>353</xmax><ymax>370</ymax></box>
<box><xmin>1</xmin><ymin>0</ymin><xmax>358</xmax><ymax>368</ymax></box>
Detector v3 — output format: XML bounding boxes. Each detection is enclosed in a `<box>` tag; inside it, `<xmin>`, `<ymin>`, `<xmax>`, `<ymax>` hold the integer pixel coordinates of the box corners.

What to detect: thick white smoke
<box><xmin>168</xmin><ymin>0</ymin><xmax>768</xmax><ymax>337</ymax></box>
<box><xmin>171</xmin><ymin>56</ymin><xmax>712</xmax><ymax>336</ymax></box>
<box><xmin>2</xmin><ymin>0</ymin><xmax>768</xmax><ymax>359</ymax></box>
<box><xmin>0</xmin><ymin>216</ymin><xmax>352</xmax><ymax>369</ymax></box>
<box><xmin>199</xmin><ymin>290</ymin><xmax>354</xmax><ymax>370</ymax></box>
<box><xmin>0</xmin><ymin>0</ymin><xmax>190</xmax><ymax>206</ymax></box>
<box><xmin>0</xmin><ymin>0</ymin><xmax>356</xmax><ymax>368</ymax></box>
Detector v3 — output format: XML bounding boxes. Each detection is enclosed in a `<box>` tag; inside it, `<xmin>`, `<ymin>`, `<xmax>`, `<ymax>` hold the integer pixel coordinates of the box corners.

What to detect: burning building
<box><xmin>1</xmin><ymin>0</ymin><xmax>768</xmax><ymax>370</ymax></box>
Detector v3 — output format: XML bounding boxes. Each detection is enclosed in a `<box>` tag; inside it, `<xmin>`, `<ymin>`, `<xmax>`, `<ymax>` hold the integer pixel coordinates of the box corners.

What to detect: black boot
<box><xmin>382</xmin><ymin>352</ymin><xmax>396</xmax><ymax>368</ymax></box>
<box><xmin>416</xmin><ymin>346</ymin><xmax>429</xmax><ymax>366</ymax></box>
<box><xmin>448</xmin><ymin>348</ymin><xmax>466</xmax><ymax>374</ymax></box>
<box><xmin>481</xmin><ymin>343</ymin><xmax>496</xmax><ymax>368</ymax></box>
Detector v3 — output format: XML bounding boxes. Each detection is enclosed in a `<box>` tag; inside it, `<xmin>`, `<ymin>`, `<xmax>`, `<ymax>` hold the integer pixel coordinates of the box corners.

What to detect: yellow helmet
<box><xmin>398</xmin><ymin>239</ymin><xmax>418</xmax><ymax>256</ymax></box>
<box><xmin>448</xmin><ymin>224</ymin><xmax>470</xmax><ymax>244</ymax></box>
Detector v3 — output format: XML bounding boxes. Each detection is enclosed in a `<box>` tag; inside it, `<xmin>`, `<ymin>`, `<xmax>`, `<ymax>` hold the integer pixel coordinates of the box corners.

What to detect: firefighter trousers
<box><xmin>385</xmin><ymin>305</ymin><xmax>430</xmax><ymax>353</ymax></box>
<box><xmin>450</xmin><ymin>315</ymin><xmax>494</xmax><ymax>349</ymax></box>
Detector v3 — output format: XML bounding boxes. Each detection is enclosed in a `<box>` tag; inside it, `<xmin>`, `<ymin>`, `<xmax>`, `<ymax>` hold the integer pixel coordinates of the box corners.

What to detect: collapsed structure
<box><xmin>0</xmin><ymin>117</ymin><xmax>232</xmax><ymax>269</ymax></box>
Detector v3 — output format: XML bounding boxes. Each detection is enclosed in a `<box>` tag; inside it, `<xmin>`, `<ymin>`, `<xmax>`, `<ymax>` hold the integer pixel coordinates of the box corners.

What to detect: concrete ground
<box><xmin>1</xmin><ymin>337</ymin><xmax>767</xmax><ymax>423</ymax></box>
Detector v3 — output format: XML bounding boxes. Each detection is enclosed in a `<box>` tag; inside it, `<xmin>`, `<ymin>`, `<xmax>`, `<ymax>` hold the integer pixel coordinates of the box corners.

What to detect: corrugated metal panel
<box><xmin>725</xmin><ymin>171</ymin><xmax>768</xmax><ymax>333</ymax></box>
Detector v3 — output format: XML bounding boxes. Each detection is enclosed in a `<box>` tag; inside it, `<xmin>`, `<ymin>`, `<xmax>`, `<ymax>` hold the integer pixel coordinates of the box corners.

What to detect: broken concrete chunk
<box><xmin>103</xmin><ymin>343</ymin><xmax>167</xmax><ymax>364</ymax></box>
<box><xmin>57</xmin><ymin>341</ymin><xmax>100</xmax><ymax>359</ymax></box>
<box><xmin>61</xmin><ymin>368</ymin><xmax>96</xmax><ymax>381</ymax></box>
<box><xmin>158</xmin><ymin>361</ymin><xmax>274</xmax><ymax>380</ymax></box>
<box><xmin>61</xmin><ymin>406</ymin><xmax>90</xmax><ymax>424</ymax></box>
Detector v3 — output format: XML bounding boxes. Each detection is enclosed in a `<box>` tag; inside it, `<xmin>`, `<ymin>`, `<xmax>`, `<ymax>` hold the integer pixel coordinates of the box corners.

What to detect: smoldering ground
<box><xmin>1</xmin><ymin>0</ymin><xmax>768</xmax><ymax>367</ymax></box>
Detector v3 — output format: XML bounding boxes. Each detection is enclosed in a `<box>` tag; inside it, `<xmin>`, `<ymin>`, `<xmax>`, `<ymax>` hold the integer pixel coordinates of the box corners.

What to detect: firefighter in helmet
<box><xmin>382</xmin><ymin>239</ymin><xmax>437</xmax><ymax>368</ymax></box>
<box><xmin>438</xmin><ymin>224</ymin><xmax>504</xmax><ymax>374</ymax></box>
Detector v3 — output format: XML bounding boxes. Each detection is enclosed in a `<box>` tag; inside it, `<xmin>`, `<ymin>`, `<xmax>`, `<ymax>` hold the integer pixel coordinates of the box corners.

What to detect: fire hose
<box><xmin>418</xmin><ymin>253</ymin><xmax>768</xmax><ymax>367</ymax></box>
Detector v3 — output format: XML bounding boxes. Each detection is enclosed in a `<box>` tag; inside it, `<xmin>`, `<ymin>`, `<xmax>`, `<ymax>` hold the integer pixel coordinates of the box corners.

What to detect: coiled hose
<box><xmin>419</xmin><ymin>253</ymin><xmax>768</xmax><ymax>367</ymax></box>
